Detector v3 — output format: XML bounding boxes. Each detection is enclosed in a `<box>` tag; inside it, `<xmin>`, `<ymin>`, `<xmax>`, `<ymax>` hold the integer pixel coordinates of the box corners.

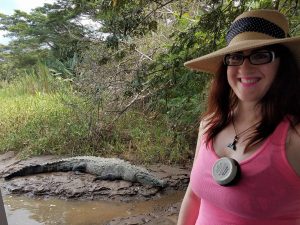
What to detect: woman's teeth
<box><xmin>240</xmin><ymin>78</ymin><xmax>259</xmax><ymax>84</ymax></box>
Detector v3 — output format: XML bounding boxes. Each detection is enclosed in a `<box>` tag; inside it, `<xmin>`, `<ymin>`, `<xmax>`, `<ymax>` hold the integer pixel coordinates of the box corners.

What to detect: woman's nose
<box><xmin>238</xmin><ymin>57</ymin><xmax>255</xmax><ymax>72</ymax></box>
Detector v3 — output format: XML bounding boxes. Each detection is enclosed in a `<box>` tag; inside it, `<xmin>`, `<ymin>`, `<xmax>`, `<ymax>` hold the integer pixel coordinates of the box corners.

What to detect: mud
<box><xmin>0</xmin><ymin>151</ymin><xmax>190</xmax><ymax>224</ymax></box>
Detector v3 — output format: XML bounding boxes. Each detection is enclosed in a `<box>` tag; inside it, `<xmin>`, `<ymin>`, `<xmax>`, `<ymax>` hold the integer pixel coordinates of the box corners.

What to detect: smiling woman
<box><xmin>226</xmin><ymin>48</ymin><xmax>280</xmax><ymax>103</ymax></box>
<box><xmin>178</xmin><ymin>9</ymin><xmax>300</xmax><ymax>225</ymax></box>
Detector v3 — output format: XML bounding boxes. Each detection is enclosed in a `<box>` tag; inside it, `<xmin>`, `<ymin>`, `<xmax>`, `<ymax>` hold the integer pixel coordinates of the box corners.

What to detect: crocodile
<box><xmin>4</xmin><ymin>156</ymin><xmax>167</xmax><ymax>188</ymax></box>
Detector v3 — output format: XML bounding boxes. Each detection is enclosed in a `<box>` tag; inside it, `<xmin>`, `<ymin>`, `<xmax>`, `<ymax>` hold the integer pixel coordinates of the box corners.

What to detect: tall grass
<box><xmin>113</xmin><ymin>111</ymin><xmax>191</xmax><ymax>163</ymax></box>
<box><xmin>0</xmin><ymin>64</ymin><xmax>191</xmax><ymax>163</ymax></box>
<box><xmin>0</xmin><ymin>63</ymin><xmax>72</xmax><ymax>97</ymax></box>
<box><xmin>0</xmin><ymin>64</ymin><xmax>91</xmax><ymax>158</ymax></box>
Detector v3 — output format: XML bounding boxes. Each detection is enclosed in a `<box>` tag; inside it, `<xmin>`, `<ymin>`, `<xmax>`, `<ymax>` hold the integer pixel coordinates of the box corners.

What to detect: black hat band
<box><xmin>226</xmin><ymin>17</ymin><xmax>286</xmax><ymax>44</ymax></box>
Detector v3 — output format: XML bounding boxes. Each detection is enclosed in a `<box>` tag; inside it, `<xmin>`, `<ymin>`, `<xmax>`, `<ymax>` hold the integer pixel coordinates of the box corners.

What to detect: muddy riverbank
<box><xmin>0</xmin><ymin>151</ymin><xmax>191</xmax><ymax>224</ymax></box>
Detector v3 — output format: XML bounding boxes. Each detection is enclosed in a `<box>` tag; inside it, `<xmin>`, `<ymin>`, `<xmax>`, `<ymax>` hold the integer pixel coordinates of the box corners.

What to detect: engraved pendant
<box><xmin>227</xmin><ymin>136</ymin><xmax>238</xmax><ymax>151</ymax></box>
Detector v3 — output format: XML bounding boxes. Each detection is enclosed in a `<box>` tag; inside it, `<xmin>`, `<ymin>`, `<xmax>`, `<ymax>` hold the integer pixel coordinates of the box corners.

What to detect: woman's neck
<box><xmin>234</xmin><ymin>102</ymin><xmax>261</xmax><ymax>125</ymax></box>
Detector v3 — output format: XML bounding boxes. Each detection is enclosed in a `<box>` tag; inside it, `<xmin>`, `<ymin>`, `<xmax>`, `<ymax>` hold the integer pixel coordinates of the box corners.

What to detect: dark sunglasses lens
<box><xmin>250</xmin><ymin>52</ymin><xmax>273</xmax><ymax>65</ymax></box>
<box><xmin>225</xmin><ymin>54</ymin><xmax>243</xmax><ymax>66</ymax></box>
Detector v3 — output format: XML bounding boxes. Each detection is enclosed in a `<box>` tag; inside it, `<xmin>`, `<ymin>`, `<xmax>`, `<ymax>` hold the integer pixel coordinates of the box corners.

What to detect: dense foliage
<box><xmin>0</xmin><ymin>0</ymin><xmax>299</xmax><ymax>163</ymax></box>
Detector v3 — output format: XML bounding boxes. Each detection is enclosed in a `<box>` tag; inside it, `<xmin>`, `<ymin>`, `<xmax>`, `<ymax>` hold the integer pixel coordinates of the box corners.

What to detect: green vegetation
<box><xmin>0</xmin><ymin>64</ymin><xmax>190</xmax><ymax>163</ymax></box>
<box><xmin>0</xmin><ymin>65</ymin><xmax>88</xmax><ymax>157</ymax></box>
<box><xmin>0</xmin><ymin>0</ymin><xmax>298</xmax><ymax>164</ymax></box>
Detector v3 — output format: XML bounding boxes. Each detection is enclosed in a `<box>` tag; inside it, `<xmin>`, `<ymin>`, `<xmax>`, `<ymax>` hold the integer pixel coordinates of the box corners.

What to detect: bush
<box><xmin>0</xmin><ymin>64</ymin><xmax>192</xmax><ymax>164</ymax></box>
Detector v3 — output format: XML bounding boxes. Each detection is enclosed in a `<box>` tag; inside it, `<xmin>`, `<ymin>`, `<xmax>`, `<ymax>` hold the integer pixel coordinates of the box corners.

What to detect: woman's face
<box><xmin>227</xmin><ymin>48</ymin><xmax>280</xmax><ymax>104</ymax></box>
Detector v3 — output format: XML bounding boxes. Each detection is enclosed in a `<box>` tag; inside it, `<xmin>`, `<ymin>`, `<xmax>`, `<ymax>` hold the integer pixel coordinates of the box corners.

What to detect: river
<box><xmin>3</xmin><ymin>191</ymin><xmax>184</xmax><ymax>225</ymax></box>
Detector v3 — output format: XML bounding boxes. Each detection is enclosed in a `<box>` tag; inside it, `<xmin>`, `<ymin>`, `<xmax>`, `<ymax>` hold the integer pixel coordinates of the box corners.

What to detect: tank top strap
<box><xmin>269</xmin><ymin>117</ymin><xmax>290</xmax><ymax>146</ymax></box>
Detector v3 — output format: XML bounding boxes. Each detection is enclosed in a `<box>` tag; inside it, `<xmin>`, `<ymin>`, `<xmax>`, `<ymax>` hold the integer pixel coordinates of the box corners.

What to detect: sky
<box><xmin>0</xmin><ymin>0</ymin><xmax>56</xmax><ymax>45</ymax></box>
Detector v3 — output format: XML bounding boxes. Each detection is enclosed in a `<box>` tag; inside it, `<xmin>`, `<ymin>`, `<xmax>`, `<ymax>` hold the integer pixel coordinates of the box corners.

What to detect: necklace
<box><xmin>227</xmin><ymin>119</ymin><xmax>257</xmax><ymax>151</ymax></box>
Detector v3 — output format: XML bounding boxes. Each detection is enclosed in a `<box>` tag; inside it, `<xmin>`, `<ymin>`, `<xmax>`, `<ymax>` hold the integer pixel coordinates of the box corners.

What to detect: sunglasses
<box><xmin>224</xmin><ymin>50</ymin><xmax>277</xmax><ymax>66</ymax></box>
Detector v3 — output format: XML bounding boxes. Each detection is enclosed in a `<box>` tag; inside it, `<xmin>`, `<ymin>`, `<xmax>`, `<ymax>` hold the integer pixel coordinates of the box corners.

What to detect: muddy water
<box><xmin>3</xmin><ymin>191</ymin><xmax>184</xmax><ymax>225</ymax></box>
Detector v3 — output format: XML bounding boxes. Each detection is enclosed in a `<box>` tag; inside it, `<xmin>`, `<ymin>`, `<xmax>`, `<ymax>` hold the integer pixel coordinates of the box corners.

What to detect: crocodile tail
<box><xmin>4</xmin><ymin>161</ymin><xmax>72</xmax><ymax>180</ymax></box>
<box><xmin>4</xmin><ymin>164</ymin><xmax>46</xmax><ymax>180</ymax></box>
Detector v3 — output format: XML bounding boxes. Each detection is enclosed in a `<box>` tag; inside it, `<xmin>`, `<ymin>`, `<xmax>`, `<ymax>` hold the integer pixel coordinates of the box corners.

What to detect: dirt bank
<box><xmin>0</xmin><ymin>151</ymin><xmax>191</xmax><ymax>224</ymax></box>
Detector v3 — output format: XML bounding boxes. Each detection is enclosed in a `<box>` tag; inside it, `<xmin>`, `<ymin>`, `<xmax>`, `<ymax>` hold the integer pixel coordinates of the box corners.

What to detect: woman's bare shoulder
<box><xmin>199</xmin><ymin>117</ymin><xmax>211</xmax><ymax>134</ymax></box>
<box><xmin>194</xmin><ymin>118</ymin><xmax>210</xmax><ymax>159</ymax></box>
<box><xmin>286</xmin><ymin>123</ymin><xmax>300</xmax><ymax>176</ymax></box>
<box><xmin>287</xmin><ymin>121</ymin><xmax>300</xmax><ymax>147</ymax></box>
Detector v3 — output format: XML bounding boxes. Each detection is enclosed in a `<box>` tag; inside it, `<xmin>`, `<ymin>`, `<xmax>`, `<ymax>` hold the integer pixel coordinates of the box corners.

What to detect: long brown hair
<box><xmin>202</xmin><ymin>44</ymin><xmax>300</xmax><ymax>149</ymax></box>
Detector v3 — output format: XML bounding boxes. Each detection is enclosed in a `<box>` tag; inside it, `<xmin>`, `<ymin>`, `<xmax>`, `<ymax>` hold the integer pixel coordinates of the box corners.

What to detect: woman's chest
<box><xmin>213</xmin><ymin>127</ymin><xmax>264</xmax><ymax>162</ymax></box>
<box><xmin>191</xmin><ymin>139</ymin><xmax>300</xmax><ymax>219</ymax></box>
<box><xmin>191</xmin><ymin>141</ymin><xmax>300</xmax><ymax>218</ymax></box>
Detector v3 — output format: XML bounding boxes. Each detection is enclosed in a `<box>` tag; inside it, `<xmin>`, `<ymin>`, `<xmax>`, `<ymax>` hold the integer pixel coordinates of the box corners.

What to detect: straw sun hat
<box><xmin>184</xmin><ymin>9</ymin><xmax>300</xmax><ymax>74</ymax></box>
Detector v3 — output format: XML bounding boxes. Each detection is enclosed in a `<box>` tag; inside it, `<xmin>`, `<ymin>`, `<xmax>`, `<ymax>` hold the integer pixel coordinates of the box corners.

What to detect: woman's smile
<box><xmin>238</xmin><ymin>77</ymin><xmax>261</xmax><ymax>87</ymax></box>
<box><xmin>227</xmin><ymin>49</ymin><xmax>280</xmax><ymax>103</ymax></box>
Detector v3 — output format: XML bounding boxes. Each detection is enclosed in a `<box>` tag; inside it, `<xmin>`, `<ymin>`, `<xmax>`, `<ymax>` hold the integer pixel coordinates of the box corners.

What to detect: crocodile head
<box><xmin>135</xmin><ymin>172</ymin><xmax>167</xmax><ymax>188</ymax></box>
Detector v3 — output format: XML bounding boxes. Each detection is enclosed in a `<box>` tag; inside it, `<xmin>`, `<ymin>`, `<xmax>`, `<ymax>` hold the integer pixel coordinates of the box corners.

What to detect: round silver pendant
<box><xmin>212</xmin><ymin>157</ymin><xmax>241</xmax><ymax>186</ymax></box>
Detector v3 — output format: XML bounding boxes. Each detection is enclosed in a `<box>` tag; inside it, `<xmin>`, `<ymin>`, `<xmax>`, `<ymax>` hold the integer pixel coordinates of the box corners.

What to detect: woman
<box><xmin>177</xmin><ymin>9</ymin><xmax>300</xmax><ymax>225</ymax></box>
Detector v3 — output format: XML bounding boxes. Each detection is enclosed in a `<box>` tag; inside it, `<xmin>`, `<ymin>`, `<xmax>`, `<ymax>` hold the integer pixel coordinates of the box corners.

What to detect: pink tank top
<box><xmin>190</xmin><ymin>118</ymin><xmax>300</xmax><ymax>225</ymax></box>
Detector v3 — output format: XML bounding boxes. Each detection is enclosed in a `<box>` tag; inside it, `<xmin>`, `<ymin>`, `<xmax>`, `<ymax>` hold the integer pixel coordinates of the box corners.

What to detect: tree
<box><xmin>0</xmin><ymin>0</ymin><xmax>299</xmax><ymax>153</ymax></box>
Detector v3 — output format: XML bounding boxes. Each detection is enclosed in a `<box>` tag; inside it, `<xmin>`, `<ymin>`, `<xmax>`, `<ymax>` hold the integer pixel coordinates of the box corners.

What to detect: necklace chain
<box><xmin>227</xmin><ymin>119</ymin><xmax>257</xmax><ymax>151</ymax></box>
